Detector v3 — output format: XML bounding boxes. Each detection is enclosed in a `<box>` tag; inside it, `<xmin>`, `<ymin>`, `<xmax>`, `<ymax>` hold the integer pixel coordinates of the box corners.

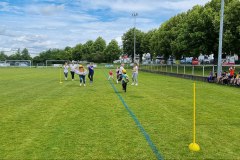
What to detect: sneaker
<box><xmin>65</xmin><ymin>78</ymin><xmax>67</xmax><ymax>80</ymax></box>
<box><xmin>116</xmin><ymin>80</ymin><xmax>118</xmax><ymax>84</ymax></box>
<box><xmin>72</xmin><ymin>79</ymin><xmax>74</xmax><ymax>81</ymax></box>
<box><xmin>80</xmin><ymin>83</ymin><xmax>82</xmax><ymax>86</ymax></box>
<box><xmin>84</xmin><ymin>84</ymin><xmax>86</xmax><ymax>87</ymax></box>
<box><xmin>131</xmin><ymin>83</ymin><xmax>134</xmax><ymax>85</ymax></box>
<box><xmin>135</xmin><ymin>83</ymin><xmax>138</xmax><ymax>86</ymax></box>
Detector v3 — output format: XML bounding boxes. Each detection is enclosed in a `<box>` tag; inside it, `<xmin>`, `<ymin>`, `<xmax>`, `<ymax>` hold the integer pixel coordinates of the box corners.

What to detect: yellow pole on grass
<box><xmin>59</xmin><ymin>65</ymin><xmax>63</xmax><ymax>84</ymax></box>
<box><xmin>189</xmin><ymin>82</ymin><xmax>200</xmax><ymax>151</ymax></box>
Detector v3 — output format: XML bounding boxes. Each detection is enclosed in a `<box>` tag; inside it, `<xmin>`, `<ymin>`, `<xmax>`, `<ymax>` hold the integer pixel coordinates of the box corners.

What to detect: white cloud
<box><xmin>0</xmin><ymin>0</ymin><xmax>211</xmax><ymax>55</ymax></box>
<box><xmin>0</xmin><ymin>2</ymin><xmax>22</xmax><ymax>13</ymax></box>
<box><xmin>75</xmin><ymin>0</ymin><xmax>211</xmax><ymax>12</ymax></box>
<box><xmin>27</xmin><ymin>4</ymin><xmax>65</xmax><ymax>16</ymax></box>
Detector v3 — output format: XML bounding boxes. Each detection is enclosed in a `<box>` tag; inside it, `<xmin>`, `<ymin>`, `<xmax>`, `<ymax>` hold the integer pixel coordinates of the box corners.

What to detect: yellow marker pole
<box><xmin>59</xmin><ymin>66</ymin><xmax>63</xmax><ymax>84</ymax></box>
<box><xmin>189</xmin><ymin>82</ymin><xmax>200</xmax><ymax>152</ymax></box>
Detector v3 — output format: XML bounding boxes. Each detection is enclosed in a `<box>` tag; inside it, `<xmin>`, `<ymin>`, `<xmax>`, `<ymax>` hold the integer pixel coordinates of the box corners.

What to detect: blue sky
<box><xmin>0</xmin><ymin>0</ymin><xmax>211</xmax><ymax>56</ymax></box>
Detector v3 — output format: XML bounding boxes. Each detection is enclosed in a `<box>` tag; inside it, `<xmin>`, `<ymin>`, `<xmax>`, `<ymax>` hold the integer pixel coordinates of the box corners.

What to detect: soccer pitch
<box><xmin>0</xmin><ymin>68</ymin><xmax>239</xmax><ymax>159</ymax></box>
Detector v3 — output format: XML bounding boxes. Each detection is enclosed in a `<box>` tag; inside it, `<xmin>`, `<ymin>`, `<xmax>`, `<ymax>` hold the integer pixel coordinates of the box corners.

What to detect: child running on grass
<box><xmin>116</xmin><ymin>67</ymin><xmax>120</xmax><ymax>83</ymax></box>
<box><xmin>70</xmin><ymin>62</ymin><xmax>75</xmax><ymax>81</ymax></box>
<box><xmin>121</xmin><ymin>69</ymin><xmax>129</xmax><ymax>92</ymax></box>
<box><xmin>75</xmin><ymin>65</ymin><xmax>88</xmax><ymax>87</ymax></box>
<box><xmin>63</xmin><ymin>62</ymin><xmax>69</xmax><ymax>80</ymax></box>
<box><xmin>108</xmin><ymin>70</ymin><xmax>114</xmax><ymax>81</ymax></box>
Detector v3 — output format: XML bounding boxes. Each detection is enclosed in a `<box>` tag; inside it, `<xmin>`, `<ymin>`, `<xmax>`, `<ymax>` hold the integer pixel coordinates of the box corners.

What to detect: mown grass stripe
<box><xmin>104</xmin><ymin>72</ymin><xmax>164</xmax><ymax>160</ymax></box>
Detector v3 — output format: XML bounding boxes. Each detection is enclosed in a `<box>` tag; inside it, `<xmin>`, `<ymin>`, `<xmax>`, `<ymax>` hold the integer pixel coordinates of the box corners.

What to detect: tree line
<box><xmin>123</xmin><ymin>0</ymin><xmax>240</xmax><ymax>63</ymax></box>
<box><xmin>1</xmin><ymin>0</ymin><xmax>239</xmax><ymax>64</ymax></box>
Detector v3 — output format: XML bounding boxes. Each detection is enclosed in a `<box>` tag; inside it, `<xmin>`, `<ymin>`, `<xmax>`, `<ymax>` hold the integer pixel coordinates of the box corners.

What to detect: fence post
<box><xmin>171</xmin><ymin>65</ymin><xmax>173</xmax><ymax>73</ymax></box>
<box><xmin>203</xmin><ymin>65</ymin><xmax>205</xmax><ymax>77</ymax></box>
<box><xmin>177</xmin><ymin>65</ymin><xmax>179</xmax><ymax>74</ymax></box>
<box><xmin>161</xmin><ymin>64</ymin><xmax>162</xmax><ymax>71</ymax></box>
<box><xmin>212</xmin><ymin>65</ymin><xmax>215</xmax><ymax>74</ymax></box>
<box><xmin>184</xmin><ymin>65</ymin><xmax>186</xmax><ymax>74</ymax></box>
<box><xmin>166</xmin><ymin>65</ymin><xmax>168</xmax><ymax>72</ymax></box>
<box><xmin>192</xmin><ymin>66</ymin><xmax>194</xmax><ymax>75</ymax></box>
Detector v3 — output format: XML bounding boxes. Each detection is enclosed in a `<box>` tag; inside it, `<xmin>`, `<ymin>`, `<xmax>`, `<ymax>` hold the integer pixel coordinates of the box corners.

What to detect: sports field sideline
<box><xmin>0</xmin><ymin>67</ymin><xmax>239</xmax><ymax>159</ymax></box>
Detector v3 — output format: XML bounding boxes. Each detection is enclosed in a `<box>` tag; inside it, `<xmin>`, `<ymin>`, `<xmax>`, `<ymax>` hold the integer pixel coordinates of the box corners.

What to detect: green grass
<box><xmin>0</xmin><ymin>67</ymin><xmax>239</xmax><ymax>159</ymax></box>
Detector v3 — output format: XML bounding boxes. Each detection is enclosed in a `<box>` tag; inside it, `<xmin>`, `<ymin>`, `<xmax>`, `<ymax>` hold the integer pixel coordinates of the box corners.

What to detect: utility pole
<box><xmin>217</xmin><ymin>0</ymin><xmax>225</xmax><ymax>77</ymax></box>
<box><xmin>132</xmin><ymin>12</ymin><xmax>138</xmax><ymax>63</ymax></box>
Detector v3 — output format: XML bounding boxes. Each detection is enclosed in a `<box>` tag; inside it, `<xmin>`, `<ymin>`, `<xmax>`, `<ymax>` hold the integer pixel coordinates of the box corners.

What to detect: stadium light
<box><xmin>217</xmin><ymin>0</ymin><xmax>225</xmax><ymax>77</ymax></box>
<box><xmin>132</xmin><ymin>12</ymin><xmax>138</xmax><ymax>63</ymax></box>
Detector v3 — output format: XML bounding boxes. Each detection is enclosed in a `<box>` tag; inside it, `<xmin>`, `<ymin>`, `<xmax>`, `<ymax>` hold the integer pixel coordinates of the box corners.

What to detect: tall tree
<box><xmin>105</xmin><ymin>39</ymin><xmax>121</xmax><ymax>63</ymax></box>
<box><xmin>141</xmin><ymin>30</ymin><xmax>155</xmax><ymax>62</ymax></box>
<box><xmin>0</xmin><ymin>51</ymin><xmax>8</xmax><ymax>60</ymax></box>
<box><xmin>72</xmin><ymin>43</ymin><xmax>83</xmax><ymax>60</ymax></box>
<box><xmin>93</xmin><ymin>37</ymin><xmax>106</xmax><ymax>53</ymax></box>
<box><xmin>122</xmin><ymin>28</ymin><xmax>144</xmax><ymax>62</ymax></box>
<box><xmin>21</xmin><ymin>48</ymin><xmax>32</xmax><ymax>60</ymax></box>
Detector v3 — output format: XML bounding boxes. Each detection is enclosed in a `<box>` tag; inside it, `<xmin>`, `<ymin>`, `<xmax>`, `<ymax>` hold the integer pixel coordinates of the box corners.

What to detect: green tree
<box><xmin>93</xmin><ymin>37</ymin><xmax>106</xmax><ymax>53</ymax></box>
<box><xmin>0</xmin><ymin>51</ymin><xmax>8</xmax><ymax>60</ymax></box>
<box><xmin>64</xmin><ymin>46</ymin><xmax>72</xmax><ymax>60</ymax></box>
<box><xmin>122</xmin><ymin>28</ymin><xmax>144</xmax><ymax>62</ymax></box>
<box><xmin>82</xmin><ymin>40</ymin><xmax>94</xmax><ymax>61</ymax></box>
<box><xmin>141</xmin><ymin>30</ymin><xmax>155</xmax><ymax>61</ymax></box>
<box><xmin>91</xmin><ymin>37</ymin><xmax>106</xmax><ymax>62</ymax></box>
<box><xmin>72</xmin><ymin>43</ymin><xmax>83</xmax><ymax>60</ymax></box>
<box><xmin>105</xmin><ymin>39</ymin><xmax>121</xmax><ymax>63</ymax></box>
<box><xmin>21</xmin><ymin>48</ymin><xmax>32</xmax><ymax>60</ymax></box>
<box><xmin>223</xmin><ymin>0</ymin><xmax>240</xmax><ymax>54</ymax></box>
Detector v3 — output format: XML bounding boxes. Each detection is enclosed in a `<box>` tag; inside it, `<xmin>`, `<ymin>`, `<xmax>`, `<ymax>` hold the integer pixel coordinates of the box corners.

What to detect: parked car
<box><xmin>180</xmin><ymin>57</ymin><xmax>193</xmax><ymax>64</ymax></box>
<box><xmin>192</xmin><ymin>58</ymin><xmax>199</xmax><ymax>65</ymax></box>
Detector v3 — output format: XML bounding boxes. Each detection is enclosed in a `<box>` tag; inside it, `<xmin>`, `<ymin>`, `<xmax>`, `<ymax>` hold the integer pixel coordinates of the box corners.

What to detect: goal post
<box><xmin>3</xmin><ymin>60</ymin><xmax>32</xmax><ymax>68</ymax></box>
<box><xmin>45</xmin><ymin>60</ymin><xmax>68</xmax><ymax>68</ymax></box>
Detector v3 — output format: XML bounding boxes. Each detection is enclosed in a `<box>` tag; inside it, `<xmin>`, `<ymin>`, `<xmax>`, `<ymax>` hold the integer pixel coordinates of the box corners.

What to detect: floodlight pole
<box><xmin>132</xmin><ymin>12</ymin><xmax>138</xmax><ymax>63</ymax></box>
<box><xmin>217</xmin><ymin>0</ymin><xmax>225</xmax><ymax>77</ymax></box>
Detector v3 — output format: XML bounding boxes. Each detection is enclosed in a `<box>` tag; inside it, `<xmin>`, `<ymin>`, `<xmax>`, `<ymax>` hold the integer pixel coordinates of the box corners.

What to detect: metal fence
<box><xmin>140</xmin><ymin>64</ymin><xmax>240</xmax><ymax>77</ymax></box>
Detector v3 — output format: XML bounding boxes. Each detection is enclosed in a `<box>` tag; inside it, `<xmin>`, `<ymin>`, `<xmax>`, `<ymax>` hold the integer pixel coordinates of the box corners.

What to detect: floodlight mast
<box><xmin>132</xmin><ymin>12</ymin><xmax>138</xmax><ymax>63</ymax></box>
<box><xmin>217</xmin><ymin>0</ymin><xmax>225</xmax><ymax>77</ymax></box>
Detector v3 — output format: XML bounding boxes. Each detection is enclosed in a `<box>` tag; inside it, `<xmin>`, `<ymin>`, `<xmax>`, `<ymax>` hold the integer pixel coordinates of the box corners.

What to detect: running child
<box><xmin>121</xmin><ymin>69</ymin><xmax>129</xmax><ymax>92</ymax></box>
<box><xmin>108</xmin><ymin>70</ymin><xmax>114</xmax><ymax>80</ymax></box>
<box><xmin>63</xmin><ymin>62</ymin><xmax>69</xmax><ymax>80</ymax></box>
<box><xmin>75</xmin><ymin>65</ymin><xmax>88</xmax><ymax>86</ymax></box>
<box><xmin>70</xmin><ymin>62</ymin><xmax>75</xmax><ymax>81</ymax></box>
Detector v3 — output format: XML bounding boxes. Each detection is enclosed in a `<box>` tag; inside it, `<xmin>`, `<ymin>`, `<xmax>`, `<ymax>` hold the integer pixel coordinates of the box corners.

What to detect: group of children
<box><xmin>208</xmin><ymin>66</ymin><xmax>240</xmax><ymax>86</ymax></box>
<box><xmin>63</xmin><ymin>62</ymin><xmax>94</xmax><ymax>87</ymax></box>
<box><xmin>108</xmin><ymin>63</ymin><xmax>139</xmax><ymax>92</ymax></box>
<box><xmin>63</xmin><ymin>62</ymin><xmax>139</xmax><ymax>92</ymax></box>
<box><xmin>217</xmin><ymin>66</ymin><xmax>240</xmax><ymax>86</ymax></box>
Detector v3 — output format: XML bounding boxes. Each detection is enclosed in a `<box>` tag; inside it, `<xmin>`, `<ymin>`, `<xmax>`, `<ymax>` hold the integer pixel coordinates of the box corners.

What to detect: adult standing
<box><xmin>88</xmin><ymin>63</ymin><xmax>94</xmax><ymax>84</ymax></box>
<box><xmin>131</xmin><ymin>63</ymin><xmax>139</xmax><ymax>86</ymax></box>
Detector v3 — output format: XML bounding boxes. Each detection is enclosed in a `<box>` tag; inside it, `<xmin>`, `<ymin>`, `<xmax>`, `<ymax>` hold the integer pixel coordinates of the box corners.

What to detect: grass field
<box><xmin>0</xmin><ymin>67</ymin><xmax>239</xmax><ymax>159</ymax></box>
